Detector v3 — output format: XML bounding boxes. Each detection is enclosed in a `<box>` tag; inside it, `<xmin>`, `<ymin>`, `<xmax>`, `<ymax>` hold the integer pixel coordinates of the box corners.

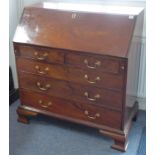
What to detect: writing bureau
<box><xmin>13</xmin><ymin>2</ymin><xmax>144</xmax><ymax>151</ymax></box>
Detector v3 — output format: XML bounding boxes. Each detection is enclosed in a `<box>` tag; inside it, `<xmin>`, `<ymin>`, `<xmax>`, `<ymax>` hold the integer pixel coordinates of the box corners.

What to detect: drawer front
<box><xmin>17</xmin><ymin>58</ymin><xmax>124</xmax><ymax>91</ymax></box>
<box><xmin>20</xmin><ymin>90</ymin><xmax>122</xmax><ymax>129</ymax></box>
<box><xmin>15</xmin><ymin>45</ymin><xmax>64</xmax><ymax>64</ymax></box>
<box><xmin>66</xmin><ymin>53</ymin><xmax>122</xmax><ymax>74</ymax></box>
<box><xmin>19</xmin><ymin>73</ymin><xmax>123</xmax><ymax>110</ymax></box>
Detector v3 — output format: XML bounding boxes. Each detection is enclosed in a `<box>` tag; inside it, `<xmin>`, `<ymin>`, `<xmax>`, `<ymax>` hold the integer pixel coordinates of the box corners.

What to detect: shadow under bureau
<box><xmin>13</xmin><ymin>2</ymin><xmax>144</xmax><ymax>152</ymax></box>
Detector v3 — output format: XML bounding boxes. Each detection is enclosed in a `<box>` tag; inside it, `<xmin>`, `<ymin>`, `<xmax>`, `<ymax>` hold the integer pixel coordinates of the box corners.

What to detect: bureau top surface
<box><xmin>13</xmin><ymin>2</ymin><xmax>144</xmax><ymax>58</ymax></box>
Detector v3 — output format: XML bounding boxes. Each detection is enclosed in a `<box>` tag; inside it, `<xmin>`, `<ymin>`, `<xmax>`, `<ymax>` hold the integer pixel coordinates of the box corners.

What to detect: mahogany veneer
<box><xmin>13</xmin><ymin>2</ymin><xmax>144</xmax><ymax>152</ymax></box>
<box><xmin>16</xmin><ymin>57</ymin><xmax>124</xmax><ymax>90</ymax></box>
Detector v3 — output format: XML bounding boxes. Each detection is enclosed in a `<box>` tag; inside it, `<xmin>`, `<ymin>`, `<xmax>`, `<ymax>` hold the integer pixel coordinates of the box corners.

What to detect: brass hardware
<box><xmin>72</xmin><ymin>13</ymin><xmax>76</xmax><ymax>19</ymax></box>
<box><xmin>121</xmin><ymin>66</ymin><xmax>125</xmax><ymax>70</ymax></box>
<box><xmin>84</xmin><ymin>110</ymin><xmax>100</xmax><ymax>119</ymax></box>
<box><xmin>36</xmin><ymin>82</ymin><xmax>51</xmax><ymax>91</ymax></box>
<box><xmin>84</xmin><ymin>59</ymin><xmax>101</xmax><ymax>69</ymax></box>
<box><xmin>34</xmin><ymin>52</ymin><xmax>48</xmax><ymax>60</ymax></box>
<box><xmin>84</xmin><ymin>74</ymin><xmax>100</xmax><ymax>84</ymax></box>
<box><xmin>129</xmin><ymin>15</ymin><xmax>134</xmax><ymax>19</ymax></box>
<box><xmin>35</xmin><ymin>65</ymin><xmax>49</xmax><ymax>74</ymax></box>
<box><xmin>84</xmin><ymin>92</ymin><xmax>100</xmax><ymax>101</ymax></box>
<box><xmin>38</xmin><ymin>100</ymin><xmax>52</xmax><ymax>108</ymax></box>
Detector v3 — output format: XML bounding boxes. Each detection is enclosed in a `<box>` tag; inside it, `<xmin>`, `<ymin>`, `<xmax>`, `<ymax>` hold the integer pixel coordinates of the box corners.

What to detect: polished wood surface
<box><xmin>13</xmin><ymin>2</ymin><xmax>144</xmax><ymax>152</ymax></box>
<box><xmin>16</xmin><ymin>57</ymin><xmax>124</xmax><ymax>91</ymax></box>
<box><xmin>65</xmin><ymin>53</ymin><xmax>124</xmax><ymax>74</ymax></box>
<box><xmin>20</xmin><ymin>89</ymin><xmax>122</xmax><ymax>129</ymax></box>
<box><xmin>17</xmin><ymin>106</ymin><xmax>38</xmax><ymax>124</ymax></box>
<box><xmin>13</xmin><ymin>4</ymin><xmax>137</xmax><ymax>57</ymax></box>
<box><xmin>19</xmin><ymin>72</ymin><xmax>123</xmax><ymax>110</ymax></box>
<box><xmin>15</xmin><ymin>45</ymin><xmax>64</xmax><ymax>64</ymax></box>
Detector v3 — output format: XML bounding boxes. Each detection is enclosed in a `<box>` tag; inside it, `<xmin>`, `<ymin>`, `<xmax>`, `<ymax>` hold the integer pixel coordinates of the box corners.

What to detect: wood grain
<box><xmin>16</xmin><ymin>58</ymin><xmax>124</xmax><ymax>91</ymax></box>
<box><xmin>15</xmin><ymin>45</ymin><xmax>64</xmax><ymax>64</ymax></box>
<box><xmin>20</xmin><ymin>89</ymin><xmax>122</xmax><ymax>129</ymax></box>
<box><xmin>13</xmin><ymin>3</ymin><xmax>143</xmax><ymax>151</ymax></box>
<box><xmin>13</xmin><ymin>6</ymin><xmax>136</xmax><ymax>57</ymax></box>
<box><xmin>19</xmin><ymin>72</ymin><xmax>123</xmax><ymax>110</ymax></box>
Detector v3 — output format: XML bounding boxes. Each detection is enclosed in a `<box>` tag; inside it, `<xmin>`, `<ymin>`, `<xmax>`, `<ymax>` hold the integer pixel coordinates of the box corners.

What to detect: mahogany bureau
<box><xmin>13</xmin><ymin>2</ymin><xmax>144</xmax><ymax>152</ymax></box>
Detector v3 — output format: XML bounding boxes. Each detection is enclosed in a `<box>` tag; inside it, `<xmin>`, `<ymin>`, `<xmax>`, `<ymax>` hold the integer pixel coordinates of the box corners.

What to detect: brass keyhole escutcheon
<box><xmin>72</xmin><ymin>13</ymin><xmax>76</xmax><ymax>19</ymax></box>
<box><xmin>38</xmin><ymin>100</ymin><xmax>52</xmax><ymax>108</ymax></box>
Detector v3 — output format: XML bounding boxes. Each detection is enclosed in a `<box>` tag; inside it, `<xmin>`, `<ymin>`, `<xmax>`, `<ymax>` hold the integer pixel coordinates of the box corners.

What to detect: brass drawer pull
<box><xmin>35</xmin><ymin>65</ymin><xmax>49</xmax><ymax>75</ymax></box>
<box><xmin>84</xmin><ymin>110</ymin><xmax>100</xmax><ymax>120</ymax></box>
<box><xmin>84</xmin><ymin>59</ymin><xmax>101</xmax><ymax>69</ymax></box>
<box><xmin>84</xmin><ymin>74</ymin><xmax>100</xmax><ymax>84</ymax></box>
<box><xmin>84</xmin><ymin>92</ymin><xmax>100</xmax><ymax>101</ymax></box>
<box><xmin>38</xmin><ymin>100</ymin><xmax>52</xmax><ymax>108</ymax></box>
<box><xmin>36</xmin><ymin>82</ymin><xmax>51</xmax><ymax>91</ymax></box>
<box><xmin>34</xmin><ymin>52</ymin><xmax>48</xmax><ymax>60</ymax></box>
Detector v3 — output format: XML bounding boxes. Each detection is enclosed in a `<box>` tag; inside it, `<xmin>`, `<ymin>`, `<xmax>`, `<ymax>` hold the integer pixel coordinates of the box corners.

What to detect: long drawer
<box><xmin>19</xmin><ymin>72</ymin><xmax>123</xmax><ymax>111</ymax></box>
<box><xmin>16</xmin><ymin>58</ymin><xmax>124</xmax><ymax>91</ymax></box>
<box><xmin>20</xmin><ymin>89</ymin><xmax>122</xmax><ymax>129</ymax></box>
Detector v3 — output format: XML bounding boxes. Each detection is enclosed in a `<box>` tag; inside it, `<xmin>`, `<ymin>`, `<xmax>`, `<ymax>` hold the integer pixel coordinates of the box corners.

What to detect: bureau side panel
<box><xmin>123</xmin><ymin>11</ymin><xmax>144</xmax><ymax>127</ymax></box>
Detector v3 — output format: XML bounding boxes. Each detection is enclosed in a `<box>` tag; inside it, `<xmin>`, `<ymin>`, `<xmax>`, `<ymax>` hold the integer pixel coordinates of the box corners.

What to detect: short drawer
<box><xmin>19</xmin><ymin>72</ymin><xmax>123</xmax><ymax>111</ymax></box>
<box><xmin>20</xmin><ymin>90</ymin><xmax>122</xmax><ymax>129</ymax></box>
<box><xmin>66</xmin><ymin>53</ymin><xmax>123</xmax><ymax>74</ymax></box>
<box><xmin>15</xmin><ymin>45</ymin><xmax>64</xmax><ymax>64</ymax></box>
<box><xmin>16</xmin><ymin>58</ymin><xmax>124</xmax><ymax>91</ymax></box>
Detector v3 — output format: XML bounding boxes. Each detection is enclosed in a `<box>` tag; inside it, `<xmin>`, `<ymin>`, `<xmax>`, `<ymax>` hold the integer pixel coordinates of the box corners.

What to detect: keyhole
<box><xmin>72</xmin><ymin>13</ymin><xmax>76</xmax><ymax>19</ymax></box>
